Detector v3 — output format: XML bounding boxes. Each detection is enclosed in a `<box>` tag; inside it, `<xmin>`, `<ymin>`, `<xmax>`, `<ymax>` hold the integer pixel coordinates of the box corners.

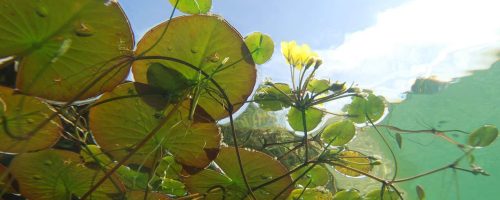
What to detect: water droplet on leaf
<box><xmin>75</xmin><ymin>22</ymin><xmax>94</xmax><ymax>37</ymax></box>
<box><xmin>190</xmin><ymin>48</ymin><xmax>198</xmax><ymax>54</ymax></box>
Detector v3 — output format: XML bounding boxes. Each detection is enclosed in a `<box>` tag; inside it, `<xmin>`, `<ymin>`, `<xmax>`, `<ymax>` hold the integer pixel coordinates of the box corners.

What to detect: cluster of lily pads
<box><xmin>0</xmin><ymin>0</ymin><xmax>497</xmax><ymax>200</ymax></box>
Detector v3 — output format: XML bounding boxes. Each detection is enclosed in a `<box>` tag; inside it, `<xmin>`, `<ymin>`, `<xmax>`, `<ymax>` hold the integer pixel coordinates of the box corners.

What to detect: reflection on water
<box><xmin>379</xmin><ymin>60</ymin><xmax>500</xmax><ymax>200</ymax></box>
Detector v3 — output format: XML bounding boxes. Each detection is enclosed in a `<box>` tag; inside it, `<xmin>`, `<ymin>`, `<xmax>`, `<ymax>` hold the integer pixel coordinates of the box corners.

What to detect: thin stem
<box><xmin>367</xmin><ymin>114</ymin><xmax>399</xmax><ymax>182</ymax></box>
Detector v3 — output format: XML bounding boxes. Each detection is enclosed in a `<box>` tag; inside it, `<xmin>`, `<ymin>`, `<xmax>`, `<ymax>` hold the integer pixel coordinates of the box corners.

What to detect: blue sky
<box><xmin>121</xmin><ymin>0</ymin><xmax>500</xmax><ymax>102</ymax></box>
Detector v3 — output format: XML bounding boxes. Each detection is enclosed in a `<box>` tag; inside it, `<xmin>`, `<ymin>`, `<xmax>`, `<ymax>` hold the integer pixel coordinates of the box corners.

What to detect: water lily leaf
<box><xmin>89</xmin><ymin>82</ymin><xmax>221</xmax><ymax>172</ymax></box>
<box><xmin>467</xmin><ymin>125</ymin><xmax>498</xmax><ymax>147</ymax></box>
<box><xmin>287</xmin><ymin>187</ymin><xmax>333</xmax><ymax>200</ymax></box>
<box><xmin>160</xmin><ymin>178</ymin><xmax>187</xmax><ymax>196</ymax></box>
<box><xmin>147</xmin><ymin>62</ymin><xmax>192</xmax><ymax>96</ymax></box>
<box><xmin>364</xmin><ymin>188</ymin><xmax>399</xmax><ymax>200</ymax></box>
<box><xmin>9</xmin><ymin>149</ymin><xmax>125</xmax><ymax>200</ymax></box>
<box><xmin>81</xmin><ymin>145</ymin><xmax>114</xmax><ymax>167</ymax></box>
<box><xmin>244</xmin><ymin>32</ymin><xmax>274</xmax><ymax>64</ymax></box>
<box><xmin>332</xmin><ymin>189</ymin><xmax>362</xmax><ymax>200</ymax></box>
<box><xmin>347</xmin><ymin>94</ymin><xmax>385</xmax><ymax>124</ymax></box>
<box><xmin>156</xmin><ymin>156</ymin><xmax>183</xmax><ymax>180</ymax></box>
<box><xmin>127</xmin><ymin>191</ymin><xmax>172</xmax><ymax>200</ymax></box>
<box><xmin>334</xmin><ymin>150</ymin><xmax>373</xmax><ymax>177</ymax></box>
<box><xmin>307</xmin><ymin>79</ymin><xmax>330</xmax><ymax>93</ymax></box>
<box><xmin>416</xmin><ymin>185</ymin><xmax>425</xmax><ymax>200</ymax></box>
<box><xmin>0</xmin><ymin>0</ymin><xmax>134</xmax><ymax>101</ymax></box>
<box><xmin>0</xmin><ymin>86</ymin><xmax>61</xmax><ymax>153</ymax></box>
<box><xmin>116</xmin><ymin>166</ymin><xmax>157</xmax><ymax>191</ymax></box>
<box><xmin>183</xmin><ymin>147</ymin><xmax>293</xmax><ymax>199</ymax></box>
<box><xmin>321</xmin><ymin>120</ymin><xmax>356</xmax><ymax>146</ymax></box>
<box><xmin>0</xmin><ymin>164</ymin><xmax>15</xmax><ymax>193</ymax></box>
<box><xmin>291</xmin><ymin>164</ymin><xmax>330</xmax><ymax>187</ymax></box>
<box><xmin>133</xmin><ymin>15</ymin><xmax>256</xmax><ymax>120</ymax></box>
<box><xmin>288</xmin><ymin>107</ymin><xmax>324</xmax><ymax>132</ymax></box>
<box><xmin>169</xmin><ymin>0</ymin><xmax>212</xmax><ymax>14</ymax></box>
<box><xmin>254</xmin><ymin>83</ymin><xmax>293</xmax><ymax>111</ymax></box>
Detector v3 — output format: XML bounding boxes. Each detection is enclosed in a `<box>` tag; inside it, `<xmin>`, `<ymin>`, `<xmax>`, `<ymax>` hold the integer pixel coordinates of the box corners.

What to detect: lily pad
<box><xmin>287</xmin><ymin>107</ymin><xmax>324</xmax><ymax>132</ymax></box>
<box><xmin>89</xmin><ymin>82</ymin><xmax>221</xmax><ymax>172</ymax></box>
<box><xmin>0</xmin><ymin>86</ymin><xmax>61</xmax><ymax>153</ymax></box>
<box><xmin>332</xmin><ymin>189</ymin><xmax>362</xmax><ymax>200</ymax></box>
<box><xmin>321</xmin><ymin>120</ymin><xmax>356</xmax><ymax>146</ymax></box>
<box><xmin>9</xmin><ymin>149</ymin><xmax>125</xmax><ymax>200</ymax></box>
<box><xmin>347</xmin><ymin>94</ymin><xmax>385</xmax><ymax>124</ymax></box>
<box><xmin>254</xmin><ymin>83</ymin><xmax>293</xmax><ymax>111</ymax></box>
<box><xmin>160</xmin><ymin>178</ymin><xmax>187</xmax><ymax>196</ymax></box>
<box><xmin>169</xmin><ymin>0</ymin><xmax>212</xmax><ymax>14</ymax></box>
<box><xmin>307</xmin><ymin>79</ymin><xmax>330</xmax><ymax>93</ymax></box>
<box><xmin>156</xmin><ymin>156</ymin><xmax>183</xmax><ymax>180</ymax></box>
<box><xmin>0</xmin><ymin>0</ymin><xmax>134</xmax><ymax>101</ymax></box>
<box><xmin>127</xmin><ymin>191</ymin><xmax>172</xmax><ymax>200</ymax></box>
<box><xmin>291</xmin><ymin>164</ymin><xmax>330</xmax><ymax>187</ymax></box>
<box><xmin>244</xmin><ymin>32</ymin><xmax>274</xmax><ymax>64</ymax></box>
<box><xmin>183</xmin><ymin>147</ymin><xmax>293</xmax><ymax>199</ymax></box>
<box><xmin>287</xmin><ymin>187</ymin><xmax>333</xmax><ymax>200</ymax></box>
<box><xmin>364</xmin><ymin>188</ymin><xmax>399</xmax><ymax>200</ymax></box>
<box><xmin>133</xmin><ymin>15</ymin><xmax>256</xmax><ymax>120</ymax></box>
<box><xmin>334</xmin><ymin>150</ymin><xmax>373</xmax><ymax>177</ymax></box>
<box><xmin>467</xmin><ymin>125</ymin><xmax>498</xmax><ymax>147</ymax></box>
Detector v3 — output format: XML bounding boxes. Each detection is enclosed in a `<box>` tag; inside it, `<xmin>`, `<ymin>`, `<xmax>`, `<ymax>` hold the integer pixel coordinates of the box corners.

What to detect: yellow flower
<box><xmin>281</xmin><ymin>41</ymin><xmax>320</xmax><ymax>70</ymax></box>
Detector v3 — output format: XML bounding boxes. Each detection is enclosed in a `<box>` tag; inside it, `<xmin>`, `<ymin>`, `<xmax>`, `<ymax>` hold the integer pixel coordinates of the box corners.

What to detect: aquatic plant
<box><xmin>0</xmin><ymin>0</ymin><xmax>497</xmax><ymax>199</ymax></box>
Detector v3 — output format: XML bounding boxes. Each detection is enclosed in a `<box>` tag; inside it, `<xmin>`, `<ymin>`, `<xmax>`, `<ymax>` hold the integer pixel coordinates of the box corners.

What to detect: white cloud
<box><xmin>316</xmin><ymin>0</ymin><xmax>500</xmax><ymax>101</ymax></box>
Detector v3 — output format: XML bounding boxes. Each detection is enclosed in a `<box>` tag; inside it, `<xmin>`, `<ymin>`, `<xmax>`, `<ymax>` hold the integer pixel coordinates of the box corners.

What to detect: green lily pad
<box><xmin>254</xmin><ymin>83</ymin><xmax>293</xmax><ymax>111</ymax></box>
<box><xmin>332</xmin><ymin>189</ymin><xmax>362</xmax><ymax>200</ymax></box>
<box><xmin>160</xmin><ymin>178</ymin><xmax>187</xmax><ymax>196</ymax></box>
<box><xmin>287</xmin><ymin>187</ymin><xmax>333</xmax><ymax>200</ymax></box>
<box><xmin>9</xmin><ymin>149</ymin><xmax>125</xmax><ymax>200</ymax></box>
<box><xmin>89</xmin><ymin>82</ymin><xmax>221</xmax><ymax>172</ymax></box>
<box><xmin>0</xmin><ymin>0</ymin><xmax>134</xmax><ymax>101</ymax></box>
<box><xmin>288</xmin><ymin>107</ymin><xmax>324</xmax><ymax>132</ymax></box>
<box><xmin>467</xmin><ymin>125</ymin><xmax>498</xmax><ymax>147</ymax></box>
<box><xmin>321</xmin><ymin>120</ymin><xmax>356</xmax><ymax>146</ymax></box>
<box><xmin>133</xmin><ymin>15</ymin><xmax>256</xmax><ymax>120</ymax></box>
<box><xmin>183</xmin><ymin>147</ymin><xmax>293</xmax><ymax>199</ymax></box>
<box><xmin>169</xmin><ymin>0</ymin><xmax>212</xmax><ymax>14</ymax></box>
<box><xmin>244</xmin><ymin>32</ymin><xmax>274</xmax><ymax>64</ymax></box>
<box><xmin>0</xmin><ymin>86</ymin><xmax>61</xmax><ymax>153</ymax></box>
<box><xmin>156</xmin><ymin>156</ymin><xmax>183</xmax><ymax>180</ymax></box>
<box><xmin>364</xmin><ymin>188</ymin><xmax>399</xmax><ymax>200</ymax></box>
<box><xmin>347</xmin><ymin>94</ymin><xmax>385</xmax><ymax>124</ymax></box>
<box><xmin>81</xmin><ymin>145</ymin><xmax>114</xmax><ymax>167</ymax></box>
<box><xmin>307</xmin><ymin>79</ymin><xmax>330</xmax><ymax>93</ymax></box>
<box><xmin>127</xmin><ymin>191</ymin><xmax>173</xmax><ymax>200</ymax></box>
<box><xmin>291</xmin><ymin>164</ymin><xmax>330</xmax><ymax>187</ymax></box>
<box><xmin>334</xmin><ymin>150</ymin><xmax>373</xmax><ymax>177</ymax></box>
<box><xmin>147</xmin><ymin>62</ymin><xmax>192</xmax><ymax>96</ymax></box>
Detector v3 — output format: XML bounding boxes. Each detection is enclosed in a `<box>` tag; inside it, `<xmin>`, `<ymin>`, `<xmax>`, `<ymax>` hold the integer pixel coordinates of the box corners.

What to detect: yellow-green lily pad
<box><xmin>169</xmin><ymin>0</ymin><xmax>212</xmax><ymax>14</ymax></box>
<box><xmin>244</xmin><ymin>32</ymin><xmax>274</xmax><ymax>64</ymax></box>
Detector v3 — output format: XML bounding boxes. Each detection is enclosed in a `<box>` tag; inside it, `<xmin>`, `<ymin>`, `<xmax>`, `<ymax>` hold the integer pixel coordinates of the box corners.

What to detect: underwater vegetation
<box><xmin>0</xmin><ymin>0</ymin><xmax>497</xmax><ymax>199</ymax></box>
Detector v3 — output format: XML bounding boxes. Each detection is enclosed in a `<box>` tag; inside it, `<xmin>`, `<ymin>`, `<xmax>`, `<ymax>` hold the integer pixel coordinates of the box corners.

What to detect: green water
<box><xmin>380</xmin><ymin>61</ymin><xmax>500</xmax><ymax>199</ymax></box>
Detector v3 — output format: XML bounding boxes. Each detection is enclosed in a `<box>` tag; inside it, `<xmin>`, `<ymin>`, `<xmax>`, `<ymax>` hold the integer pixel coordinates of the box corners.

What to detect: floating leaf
<box><xmin>133</xmin><ymin>15</ymin><xmax>256</xmax><ymax>120</ymax></box>
<box><xmin>288</xmin><ymin>107</ymin><xmax>324</xmax><ymax>132</ymax></box>
<box><xmin>116</xmin><ymin>166</ymin><xmax>157</xmax><ymax>191</ymax></box>
<box><xmin>334</xmin><ymin>150</ymin><xmax>373</xmax><ymax>177</ymax></box>
<box><xmin>332</xmin><ymin>189</ymin><xmax>362</xmax><ymax>200</ymax></box>
<box><xmin>183</xmin><ymin>147</ymin><xmax>293</xmax><ymax>199</ymax></box>
<box><xmin>0</xmin><ymin>86</ymin><xmax>61</xmax><ymax>153</ymax></box>
<box><xmin>80</xmin><ymin>145</ymin><xmax>114</xmax><ymax>167</ymax></box>
<box><xmin>244</xmin><ymin>32</ymin><xmax>274</xmax><ymax>64</ymax></box>
<box><xmin>307</xmin><ymin>79</ymin><xmax>330</xmax><ymax>93</ymax></box>
<box><xmin>321</xmin><ymin>120</ymin><xmax>356</xmax><ymax>146</ymax></box>
<box><xmin>291</xmin><ymin>164</ymin><xmax>330</xmax><ymax>187</ymax></box>
<box><xmin>147</xmin><ymin>62</ymin><xmax>192</xmax><ymax>96</ymax></box>
<box><xmin>254</xmin><ymin>83</ymin><xmax>293</xmax><ymax>111</ymax></box>
<box><xmin>0</xmin><ymin>0</ymin><xmax>134</xmax><ymax>101</ymax></box>
<box><xmin>416</xmin><ymin>185</ymin><xmax>425</xmax><ymax>200</ymax></box>
<box><xmin>467</xmin><ymin>125</ymin><xmax>498</xmax><ymax>147</ymax></box>
<box><xmin>9</xmin><ymin>149</ymin><xmax>124</xmax><ymax>200</ymax></box>
<box><xmin>169</xmin><ymin>0</ymin><xmax>212</xmax><ymax>14</ymax></box>
<box><xmin>160</xmin><ymin>178</ymin><xmax>187</xmax><ymax>196</ymax></box>
<box><xmin>347</xmin><ymin>93</ymin><xmax>385</xmax><ymax>124</ymax></box>
<box><xmin>89</xmin><ymin>82</ymin><xmax>221</xmax><ymax>172</ymax></box>
<box><xmin>364</xmin><ymin>188</ymin><xmax>399</xmax><ymax>200</ymax></box>
<box><xmin>395</xmin><ymin>133</ymin><xmax>403</xmax><ymax>149</ymax></box>
<box><xmin>156</xmin><ymin>156</ymin><xmax>183</xmax><ymax>180</ymax></box>
<box><xmin>287</xmin><ymin>187</ymin><xmax>333</xmax><ymax>200</ymax></box>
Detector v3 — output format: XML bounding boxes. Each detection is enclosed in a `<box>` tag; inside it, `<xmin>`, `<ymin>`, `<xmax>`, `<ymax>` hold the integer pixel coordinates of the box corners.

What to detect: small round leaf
<box><xmin>287</xmin><ymin>107</ymin><xmax>324</xmax><ymax>132</ymax></box>
<box><xmin>244</xmin><ymin>32</ymin><xmax>274</xmax><ymax>64</ymax></box>
<box><xmin>291</xmin><ymin>164</ymin><xmax>330</xmax><ymax>187</ymax></box>
<box><xmin>347</xmin><ymin>94</ymin><xmax>385</xmax><ymax>124</ymax></box>
<box><xmin>334</xmin><ymin>150</ymin><xmax>373</xmax><ymax>177</ymax></box>
<box><xmin>321</xmin><ymin>120</ymin><xmax>356</xmax><ymax>146</ymax></box>
<box><xmin>332</xmin><ymin>189</ymin><xmax>362</xmax><ymax>200</ymax></box>
<box><xmin>169</xmin><ymin>0</ymin><xmax>212</xmax><ymax>14</ymax></box>
<box><xmin>287</xmin><ymin>187</ymin><xmax>333</xmax><ymax>200</ymax></box>
<box><xmin>467</xmin><ymin>125</ymin><xmax>498</xmax><ymax>147</ymax></box>
<box><xmin>254</xmin><ymin>83</ymin><xmax>292</xmax><ymax>111</ymax></box>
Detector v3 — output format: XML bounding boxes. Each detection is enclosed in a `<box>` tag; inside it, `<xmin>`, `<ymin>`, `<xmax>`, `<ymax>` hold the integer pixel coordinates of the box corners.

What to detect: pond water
<box><xmin>375</xmin><ymin>61</ymin><xmax>500</xmax><ymax>199</ymax></box>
